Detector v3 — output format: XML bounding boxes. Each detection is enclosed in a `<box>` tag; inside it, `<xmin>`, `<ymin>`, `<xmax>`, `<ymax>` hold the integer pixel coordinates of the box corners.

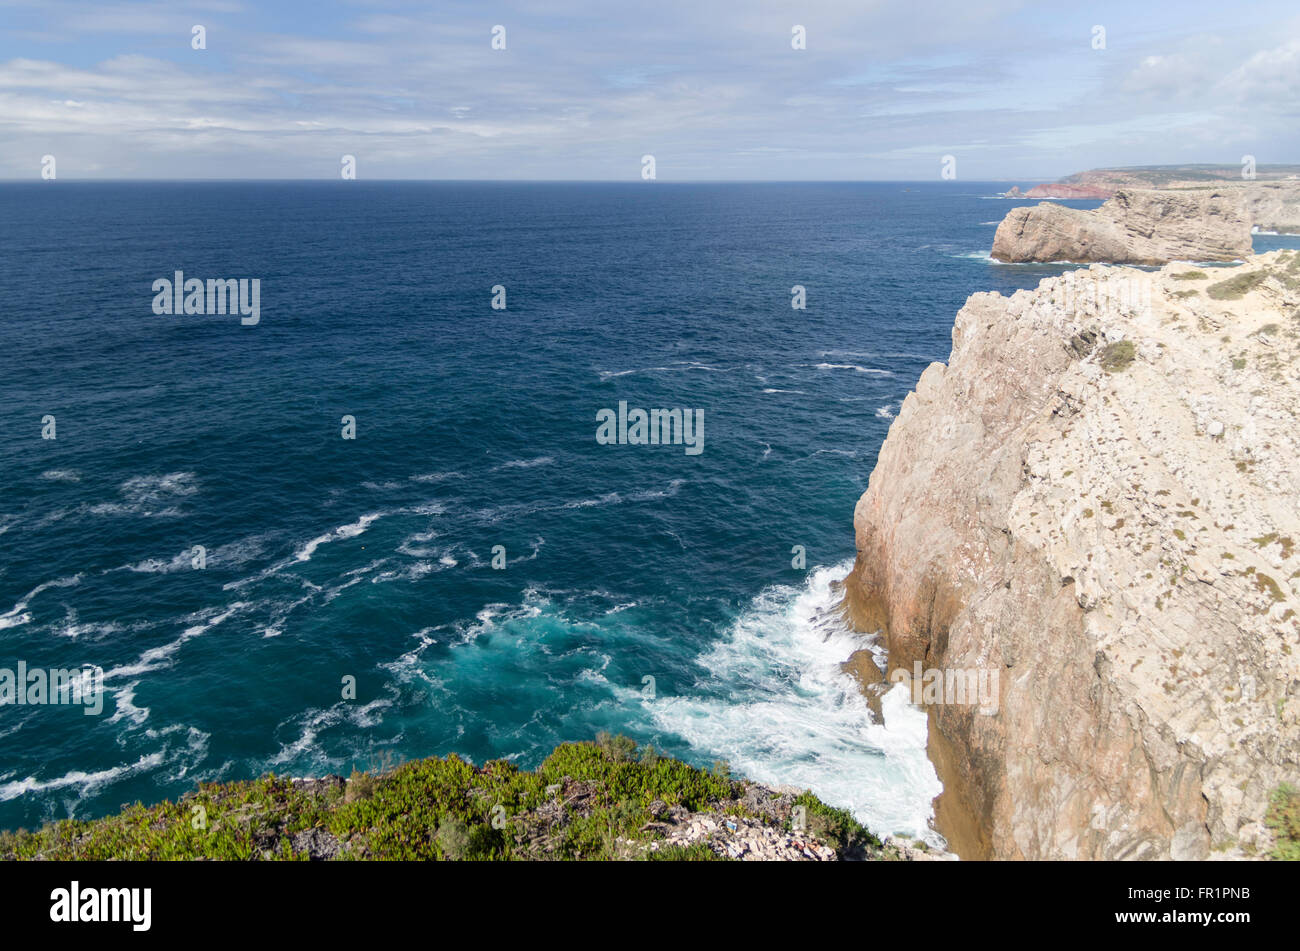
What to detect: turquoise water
<box><xmin>4</xmin><ymin>182</ymin><xmax>1291</xmax><ymax>839</ymax></box>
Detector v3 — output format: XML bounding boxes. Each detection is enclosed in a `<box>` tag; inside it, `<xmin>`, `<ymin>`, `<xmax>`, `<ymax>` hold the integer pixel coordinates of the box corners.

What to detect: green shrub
<box><xmin>647</xmin><ymin>842</ymin><xmax>727</xmax><ymax>861</ymax></box>
<box><xmin>0</xmin><ymin>738</ymin><xmax>888</xmax><ymax>862</ymax></box>
<box><xmin>791</xmin><ymin>791</ymin><xmax>885</xmax><ymax>858</ymax></box>
<box><xmin>435</xmin><ymin>816</ymin><xmax>502</xmax><ymax>860</ymax></box>
<box><xmin>344</xmin><ymin>770</ymin><xmax>376</xmax><ymax>803</ymax></box>
<box><xmin>594</xmin><ymin>731</ymin><xmax>638</xmax><ymax>762</ymax></box>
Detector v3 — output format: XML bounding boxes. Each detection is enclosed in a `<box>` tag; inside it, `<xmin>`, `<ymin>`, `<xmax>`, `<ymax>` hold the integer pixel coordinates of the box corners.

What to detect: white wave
<box><xmin>0</xmin><ymin>611</ymin><xmax>34</xmax><ymax>631</ymax></box>
<box><xmin>320</xmin><ymin>559</ymin><xmax>388</xmax><ymax>602</ymax></box>
<box><xmin>40</xmin><ymin>469</ymin><xmax>81</xmax><ymax>482</ymax></box>
<box><xmin>106</xmin><ymin>681</ymin><xmax>151</xmax><ymax>727</ymax></box>
<box><xmin>809</xmin><ymin>363</ymin><xmax>893</xmax><ymax>376</ymax></box>
<box><xmin>0</xmin><ymin>573</ymin><xmax>82</xmax><ymax>630</ymax></box>
<box><xmin>563</xmin><ymin>480</ymin><xmax>686</xmax><ymax>508</ymax></box>
<box><xmin>379</xmin><ymin>627</ymin><xmax>446</xmax><ymax>690</ymax></box>
<box><xmin>52</xmin><ymin>608</ymin><xmax>131</xmax><ymax>641</ymax></box>
<box><xmin>104</xmin><ymin>602</ymin><xmax>245</xmax><ymax>680</ymax></box>
<box><xmin>505</xmin><ymin>537</ymin><xmax>545</xmax><ymax>565</ymax></box>
<box><xmin>296</xmin><ymin>513</ymin><xmax>383</xmax><ymax>563</ymax></box>
<box><xmin>0</xmin><ymin>753</ymin><xmax>164</xmax><ymax>803</ymax></box>
<box><xmin>876</xmin><ymin>403</ymin><xmax>897</xmax><ymax>419</ymax></box>
<box><xmin>88</xmin><ymin>472</ymin><xmax>198</xmax><ymax>517</ymax></box>
<box><xmin>626</xmin><ymin>479</ymin><xmax>685</xmax><ymax>502</ymax></box>
<box><xmin>445</xmin><ymin>592</ymin><xmax>549</xmax><ymax>646</ymax></box>
<box><xmin>370</xmin><ymin>560</ymin><xmax>442</xmax><ymax>584</ymax></box>
<box><xmin>125</xmin><ymin>550</ymin><xmax>195</xmax><ymax>574</ymax></box>
<box><xmin>498</xmin><ymin>456</ymin><xmax>555</xmax><ymax>470</ymax></box>
<box><xmin>564</xmin><ymin>492</ymin><xmax>623</xmax><ymax>509</ymax></box>
<box><xmin>798</xmin><ymin>448</ymin><xmax>863</xmax><ymax>461</ymax></box>
<box><xmin>409</xmin><ymin>471</ymin><xmax>462</xmax><ymax>483</ymax></box>
<box><xmin>646</xmin><ymin>562</ymin><xmax>945</xmax><ymax>847</ymax></box>
<box><xmin>954</xmin><ymin>250</ymin><xmax>1089</xmax><ymax>266</ymax></box>
<box><xmin>396</xmin><ymin>529</ymin><xmax>441</xmax><ymax>558</ymax></box>
<box><xmin>226</xmin><ymin>514</ymin><xmax>387</xmax><ymax>591</ymax></box>
<box><xmin>269</xmin><ymin>697</ymin><xmax>394</xmax><ymax>767</ymax></box>
<box><xmin>122</xmin><ymin>472</ymin><xmax>197</xmax><ymax>498</ymax></box>
<box><xmin>470</xmin><ymin>479</ymin><xmax>684</xmax><ymax>523</ymax></box>
<box><xmin>597</xmin><ymin>362</ymin><xmax>737</xmax><ymax>381</ymax></box>
<box><xmin>259</xmin><ymin>590</ymin><xmax>318</xmax><ymax>636</ymax></box>
<box><xmin>402</xmin><ymin>502</ymin><xmax>446</xmax><ymax>517</ymax></box>
<box><xmin>362</xmin><ymin>480</ymin><xmax>405</xmax><ymax>491</ymax></box>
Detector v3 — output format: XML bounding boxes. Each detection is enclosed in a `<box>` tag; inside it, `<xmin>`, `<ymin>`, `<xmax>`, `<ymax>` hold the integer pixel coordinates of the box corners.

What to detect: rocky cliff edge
<box><xmin>843</xmin><ymin>252</ymin><xmax>1300</xmax><ymax>859</ymax></box>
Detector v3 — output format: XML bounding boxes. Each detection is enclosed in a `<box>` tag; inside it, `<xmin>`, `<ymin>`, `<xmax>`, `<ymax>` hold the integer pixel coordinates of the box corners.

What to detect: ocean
<box><xmin>3</xmin><ymin>182</ymin><xmax>1293</xmax><ymax>841</ymax></box>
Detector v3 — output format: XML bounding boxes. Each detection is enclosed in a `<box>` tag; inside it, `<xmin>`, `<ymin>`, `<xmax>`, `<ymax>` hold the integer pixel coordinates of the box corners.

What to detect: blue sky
<box><xmin>1</xmin><ymin>0</ymin><xmax>1297</xmax><ymax>180</ymax></box>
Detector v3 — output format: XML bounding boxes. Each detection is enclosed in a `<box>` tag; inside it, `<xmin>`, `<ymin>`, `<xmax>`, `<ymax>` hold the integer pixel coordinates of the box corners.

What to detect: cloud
<box><xmin>0</xmin><ymin>0</ymin><xmax>1295</xmax><ymax>179</ymax></box>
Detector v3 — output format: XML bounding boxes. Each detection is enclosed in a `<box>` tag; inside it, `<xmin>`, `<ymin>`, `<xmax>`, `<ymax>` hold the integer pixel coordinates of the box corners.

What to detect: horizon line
<box><xmin>0</xmin><ymin>177</ymin><xmax>1037</xmax><ymax>185</ymax></box>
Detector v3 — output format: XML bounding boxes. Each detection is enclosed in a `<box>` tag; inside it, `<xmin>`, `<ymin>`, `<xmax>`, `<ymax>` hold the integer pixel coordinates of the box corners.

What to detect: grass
<box><xmin>1206</xmin><ymin>270</ymin><xmax>1269</xmax><ymax>301</ymax></box>
<box><xmin>1171</xmin><ymin>270</ymin><xmax>1208</xmax><ymax>281</ymax></box>
<box><xmin>1253</xmin><ymin>534</ymin><xmax>1296</xmax><ymax>559</ymax></box>
<box><xmin>1265</xmin><ymin>783</ymin><xmax>1300</xmax><ymax>860</ymax></box>
<box><xmin>1253</xmin><ymin>572</ymin><xmax>1286</xmax><ymax>604</ymax></box>
<box><xmin>0</xmin><ymin>736</ymin><xmax>894</xmax><ymax>862</ymax></box>
<box><xmin>1099</xmin><ymin>340</ymin><xmax>1136</xmax><ymax>373</ymax></box>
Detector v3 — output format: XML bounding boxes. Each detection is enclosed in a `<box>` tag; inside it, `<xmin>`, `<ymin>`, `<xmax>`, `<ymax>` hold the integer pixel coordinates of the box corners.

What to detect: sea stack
<box><xmin>992</xmin><ymin>187</ymin><xmax>1254</xmax><ymax>264</ymax></box>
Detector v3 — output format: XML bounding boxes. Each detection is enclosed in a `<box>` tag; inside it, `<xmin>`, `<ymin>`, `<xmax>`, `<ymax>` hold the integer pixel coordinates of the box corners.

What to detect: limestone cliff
<box><xmin>1000</xmin><ymin>184</ymin><xmax>1114</xmax><ymax>200</ymax></box>
<box><xmin>844</xmin><ymin>252</ymin><xmax>1300</xmax><ymax>859</ymax></box>
<box><xmin>1240</xmin><ymin>181</ymin><xmax>1300</xmax><ymax>233</ymax></box>
<box><xmin>992</xmin><ymin>187</ymin><xmax>1253</xmax><ymax>264</ymax></box>
<box><xmin>1022</xmin><ymin>184</ymin><xmax>1114</xmax><ymax>200</ymax></box>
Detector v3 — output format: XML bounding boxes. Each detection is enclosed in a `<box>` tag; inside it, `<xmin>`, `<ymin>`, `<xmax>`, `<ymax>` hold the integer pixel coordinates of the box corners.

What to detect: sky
<box><xmin>1</xmin><ymin>0</ymin><xmax>1298</xmax><ymax>181</ymax></box>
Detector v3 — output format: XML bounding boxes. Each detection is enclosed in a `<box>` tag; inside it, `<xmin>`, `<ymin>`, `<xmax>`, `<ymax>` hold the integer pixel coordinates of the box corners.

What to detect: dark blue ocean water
<box><xmin>2</xmin><ymin>182</ymin><xmax>1293</xmax><ymax>838</ymax></box>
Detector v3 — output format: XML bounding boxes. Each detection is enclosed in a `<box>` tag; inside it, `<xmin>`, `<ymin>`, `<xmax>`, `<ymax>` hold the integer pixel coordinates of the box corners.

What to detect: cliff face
<box><xmin>992</xmin><ymin>188</ymin><xmax>1253</xmax><ymax>264</ymax></box>
<box><xmin>844</xmin><ymin>253</ymin><xmax>1300</xmax><ymax>859</ymax></box>
<box><xmin>1022</xmin><ymin>184</ymin><xmax>1114</xmax><ymax>200</ymax></box>
<box><xmin>1001</xmin><ymin>185</ymin><xmax>1114</xmax><ymax>200</ymax></box>
<box><xmin>1241</xmin><ymin>181</ymin><xmax>1300</xmax><ymax>233</ymax></box>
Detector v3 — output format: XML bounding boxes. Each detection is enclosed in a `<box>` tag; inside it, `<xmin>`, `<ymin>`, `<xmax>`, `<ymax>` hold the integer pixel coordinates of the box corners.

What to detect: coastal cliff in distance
<box><xmin>1243</xmin><ymin>181</ymin><xmax>1300</xmax><ymax>234</ymax></box>
<box><xmin>1003</xmin><ymin>184</ymin><xmax>1115</xmax><ymax>200</ymax></box>
<box><xmin>992</xmin><ymin>187</ymin><xmax>1254</xmax><ymax>264</ymax></box>
<box><xmin>843</xmin><ymin>253</ymin><xmax>1300</xmax><ymax>859</ymax></box>
<box><xmin>993</xmin><ymin>181</ymin><xmax>1300</xmax><ymax>264</ymax></box>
